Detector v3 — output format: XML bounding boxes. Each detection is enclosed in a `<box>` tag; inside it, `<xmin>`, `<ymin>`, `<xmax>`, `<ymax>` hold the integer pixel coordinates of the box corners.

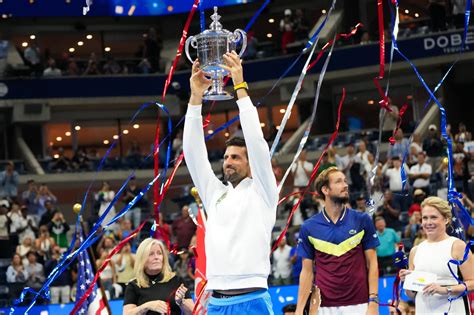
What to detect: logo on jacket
<box><xmin>348</xmin><ymin>229</ymin><xmax>357</xmax><ymax>235</ymax></box>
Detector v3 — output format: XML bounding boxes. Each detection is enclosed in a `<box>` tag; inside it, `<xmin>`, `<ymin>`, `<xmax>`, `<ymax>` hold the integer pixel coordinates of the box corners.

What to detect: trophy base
<box><xmin>203</xmin><ymin>91</ymin><xmax>233</xmax><ymax>101</ymax></box>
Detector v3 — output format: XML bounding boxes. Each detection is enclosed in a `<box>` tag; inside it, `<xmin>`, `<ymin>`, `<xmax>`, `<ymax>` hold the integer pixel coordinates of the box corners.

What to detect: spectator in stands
<box><xmin>411</xmin><ymin>133</ymin><xmax>423</xmax><ymax>154</ymax></box>
<box><xmin>7</xmin><ymin>200</ymin><xmax>22</xmax><ymax>248</ymax></box>
<box><xmin>0</xmin><ymin>160</ymin><xmax>19</xmax><ymax>200</ymax></box>
<box><xmin>408</xmin><ymin>189</ymin><xmax>426</xmax><ymax>217</ymax></box>
<box><xmin>291</xmin><ymin>149</ymin><xmax>313</xmax><ymax>189</ymax></box>
<box><xmin>317</xmin><ymin>151</ymin><xmax>337</xmax><ymax>177</ymax></box>
<box><xmin>97</xmin><ymin>250</ymin><xmax>118</xmax><ymax>299</ymax></box>
<box><xmin>21</xmin><ymin>179</ymin><xmax>40</xmax><ymax>224</ymax></box>
<box><xmin>50</xmin><ymin>147</ymin><xmax>72</xmax><ymax>172</ymax></box>
<box><xmin>97</xmin><ymin>235</ymin><xmax>116</xmax><ymax>257</ymax></box>
<box><xmin>126</xmin><ymin>140</ymin><xmax>143</xmax><ymax>169</ymax></box>
<box><xmin>382</xmin><ymin>157</ymin><xmax>410</xmax><ymax>212</ymax></box>
<box><xmin>35</xmin><ymin>225</ymin><xmax>55</xmax><ymax>264</ymax></box>
<box><xmin>455</xmin><ymin>122</ymin><xmax>472</xmax><ymax>143</ymax></box>
<box><xmin>375</xmin><ymin>216</ymin><xmax>400</xmax><ymax>275</ymax></box>
<box><xmin>96</xmin><ymin>181</ymin><xmax>117</xmax><ymax>225</ymax></box>
<box><xmin>423</xmin><ymin>124</ymin><xmax>444</xmax><ymax>157</ymax></box>
<box><xmin>453</xmin><ymin>141</ymin><xmax>472</xmax><ymax>197</ymax></box>
<box><xmin>116</xmin><ymin>219</ymin><xmax>137</xmax><ymax>252</ymax></box>
<box><xmin>293</xmin><ymin>9</ymin><xmax>309</xmax><ymax>40</ymax></box>
<box><xmin>7</xmin><ymin>254</ymin><xmax>28</xmax><ymax>301</ymax></box>
<box><xmin>66</xmin><ymin>57</ymin><xmax>80</xmax><ymax>76</ymax></box>
<box><xmin>428</xmin><ymin>0</ymin><xmax>448</xmax><ymax>32</ymax></box>
<box><xmin>43</xmin><ymin>58</ymin><xmax>62</xmax><ymax>77</ymax></box>
<box><xmin>173</xmin><ymin>248</ymin><xmax>194</xmax><ymax>290</ymax></box>
<box><xmin>451</xmin><ymin>0</ymin><xmax>467</xmax><ymax>29</ymax></box>
<box><xmin>17</xmin><ymin>204</ymin><xmax>37</xmax><ymax>243</ymax></box>
<box><xmin>271</xmin><ymin>158</ymin><xmax>284</xmax><ymax>188</ymax></box>
<box><xmin>172</xmin><ymin>129</ymin><xmax>183</xmax><ymax>161</ymax></box>
<box><xmin>39</xmin><ymin>199</ymin><xmax>57</xmax><ymax>228</ymax></box>
<box><xmin>388</xmin><ymin>128</ymin><xmax>410</xmax><ymax>159</ymax></box>
<box><xmin>72</xmin><ymin>147</ymin><xmax>91</xmax><ymax>171</ymax></box>
<box><xmin>435</xmin><ymin>157</ymin><xmax>449</xmax><ymax>199</ymax></box>
<box><xmin>25</xmin><ymin>251</ymin><xmax>45</xmax><ymax>292</ymax></box>
<box><xmin>172</xmin><ymin>204</ymin><xmax>196</xmax><ymax>249</ymax></box>
<box><xmin>242</xmin><ymin>31</ymin><xmax>258</xmax><ymax>60</ymax></box>
<box><xmin>103</xmin><ymin>56</ymin><xmax>122</xmax><ymax>75</ymax></box>
<box><xmin>381</xmin><ymin>98</ymin><xmax>399</xmax><ymax>139</ymax></box>
<box><xmin>137</xmin><ymin>57</ymin><xmax>153</xmax><ymax>74</ymax></box>
<box><xmin>45</xmin><ymin>245</ymin><xmax>74</xmax><ymax>304</ymax></box>
<box><xmin>280</xmin><ymin>9</ymin><xmax>295</xmax><ymax>54</ymax></box>
<box><xmin>407</xmin><ymin>143</ymin><xmax>419</xmax><ymax>167</ymax></box>
<box><xmin>336</xmin><ymin>143</ymin><xmax>356</xmax><ymax>187</ymax></box>
<box><xmin>355</xmin><ymin>194</ymin><xmax>367</xmax><ymax>212</ymax></box>
<box><xmin>356</xmin><ymin>141</ymin><xmax>370</xmax><ymax>169</ymax></box>
<box><xmin>122</xmin><ymin>176</ymin><xmax>147</xmax><ymax>229</ymax></box>
<box><xmin>35</xmin><ymin>184</ymin><xmax>58</xmax><ymax>225</ymax></box>
<box><xmin>404</xmin><ymin>211</ymin><xmax>421</xmax><ymax>247</ymax></box>
<box><xmin>143</xmin><ymin>27</ymin><xmax>163</xmax><ymax>73</ymax></box>
<box><xmin>115</xmin><ymin>242</ymin><xmax>136</xmax><ymax>296</ymax></box>
<box><xmin>289</xmin><ymin>236</ymin><xmax>302</xmax><ymax>284</ymax></box>
<box><xmin>23</xmin><ymin>40</ymin><xmax>42</xmax><ymax>76</ymax></box>
<box><xmin>409</xmin><ymin>151</ymin><xmax>432</xmax><ymax>195</ymax></box>
<box><xmin>83</xmin><ymin>58</ymin><xmax>101</xmax><ymax>75</ymax></box>
<box><xmin>376</xmin><ymin>190</ymin><xmax>403</xmax><ymax>232</ymax></box>
<box><xmin>48</xmin><ymin>211</ymin><xmax>69</xmax><ymax>249</ymax></box>
<box><xmin>0</xmin><ymin>202</ymin><xmax>10</xmax><ymax>258</ymax></box>
<box><xmin>272</xmin><ymin>236</ymin><xmax>292</xmax><ymax>286</ymax></box>
<box><xmin>359</xmin><ymin>31</ymin><xmax>371</xmax><ymax>45</ymax></box>
<box><xmin>16</xmin><ymin>235</ymin><xmax>34</xmax><ymax>266</ymax></box>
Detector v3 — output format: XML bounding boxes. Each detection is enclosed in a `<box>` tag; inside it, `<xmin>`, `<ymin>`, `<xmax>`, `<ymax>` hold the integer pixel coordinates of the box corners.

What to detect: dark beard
<box><xmin>330</xmin><ymin>195</ymin><xmax>349</xmax><ymax>205</ymax></box>
<box><xmin>224</xmin><ymin>171</ymin><xmax>245</xmax><ymax>187</ymax></box>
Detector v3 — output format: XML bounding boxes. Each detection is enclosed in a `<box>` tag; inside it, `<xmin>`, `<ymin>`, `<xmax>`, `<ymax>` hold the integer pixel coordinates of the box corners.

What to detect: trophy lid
<box><xmin>209</xmin><ymin>6</ymin><xmax>223</xmax><ymax>31</ymax></box>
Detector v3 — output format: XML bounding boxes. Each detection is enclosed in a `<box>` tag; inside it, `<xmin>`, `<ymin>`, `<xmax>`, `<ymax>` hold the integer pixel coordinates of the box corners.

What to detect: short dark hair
<box><xmin>225</xmin><ymin>136</ymin><xmax>246</xmax><ymax>148</ymax></box>
<box><xmin>314</xmin><ymin>166</ymin><xmax>340</xmax><ymax>197</ymax></box>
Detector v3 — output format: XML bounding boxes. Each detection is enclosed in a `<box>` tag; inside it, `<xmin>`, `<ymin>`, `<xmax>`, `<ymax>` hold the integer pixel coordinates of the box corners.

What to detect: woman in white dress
<box><xmin>400</xmin><ymin>196</ymin><xmax>474</xmax><ymax>314</ymax></box>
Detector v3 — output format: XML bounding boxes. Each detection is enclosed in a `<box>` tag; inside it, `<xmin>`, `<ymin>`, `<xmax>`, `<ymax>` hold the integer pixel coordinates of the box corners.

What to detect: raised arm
<box><xmin>222</xmin><ymin>51</ymin><xmax>278</xmax><ymax>208</ymax></box>
<box><xmin>183</xmin><ymin>60</ymin><xmax>224</xmax><ymax>208</ymax></box>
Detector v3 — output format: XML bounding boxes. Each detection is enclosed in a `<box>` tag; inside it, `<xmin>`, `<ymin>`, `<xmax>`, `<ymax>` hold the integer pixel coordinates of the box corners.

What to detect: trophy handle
<box><xmin>185</xmin><ymin>36</ymin><xmax>198</xmax><ymax>63</ymax></box>
<box><xmin>233</xmin><ymin>29</ymin><xmax>247</xmax><ymax>57</ymax></box>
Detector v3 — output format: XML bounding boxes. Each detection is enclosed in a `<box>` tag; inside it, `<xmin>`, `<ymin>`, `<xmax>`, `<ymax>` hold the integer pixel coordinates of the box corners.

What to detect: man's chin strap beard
<box><xmin>330</xmin><ymin>196</ymin><xmax>349</xmax><ymax>205</ymax></box>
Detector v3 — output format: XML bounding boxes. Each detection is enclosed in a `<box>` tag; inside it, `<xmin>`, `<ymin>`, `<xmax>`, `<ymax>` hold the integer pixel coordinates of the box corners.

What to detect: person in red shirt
<box><xmin>172</xmin><ymin>205</ymin><xmax>197</xmax><ymax>249</ymax></box>
<box><xmin>408</xmin><ymin>189</ymin><xmax>426</xmax><ymax>217</ymax></box>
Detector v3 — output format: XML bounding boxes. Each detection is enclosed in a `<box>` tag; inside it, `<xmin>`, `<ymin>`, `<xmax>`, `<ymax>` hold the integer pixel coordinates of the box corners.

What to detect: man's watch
<box><xmin>233</xmin><ymin>81</ymin><xmax>249</xmax><ymax>91</ymax></box>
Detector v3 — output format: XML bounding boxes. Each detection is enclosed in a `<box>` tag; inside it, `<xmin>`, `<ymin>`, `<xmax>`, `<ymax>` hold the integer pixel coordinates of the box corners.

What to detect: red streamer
<box><xmin>388</xmin><ymin>103</ymin><xmax>409</xmax><ymax>145</ymax></box>
<box><xmin>271</xmin><ymin>88</ymin><xmax>346</xmax><ymax>252</ymax></box>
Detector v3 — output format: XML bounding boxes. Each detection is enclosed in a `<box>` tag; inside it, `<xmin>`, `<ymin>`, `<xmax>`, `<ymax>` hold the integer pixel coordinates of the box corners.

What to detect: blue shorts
<box><xmin>207</xmin><ymin>289</ymin><xmax>274</xmax><ymax>315</ymax></box>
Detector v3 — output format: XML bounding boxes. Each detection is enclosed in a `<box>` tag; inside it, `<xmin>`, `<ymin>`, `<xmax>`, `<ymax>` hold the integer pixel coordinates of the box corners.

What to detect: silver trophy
<box><xmin>185</xmin><ymin>6</ymin><xmax>247</xmax><ymax>101</ymax></box>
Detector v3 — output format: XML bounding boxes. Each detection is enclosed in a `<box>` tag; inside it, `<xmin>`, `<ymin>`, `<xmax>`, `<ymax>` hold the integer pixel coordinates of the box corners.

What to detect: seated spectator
<box><xmin>404</xmin><ymin>211</ymin><xmax>421</xmax><ymax>247</ymax></box>
<box><xmin>0</xmin><ymin>202</ymin><xmax>11</xmax><ymax>258</ymax></box>
<box><xmin>376</xmin><ymin>190</ymin><xmax>403</xmax><ymax>232</ymax></box>
<box><xmin>422</xmin><ymin>125</ymin><xmax>444</xmax><ymax>157</ymax></box>
<box><xmin>45</xmin><ymin>245</ymin><xmax>74</xmax><ymax>304</ymax></box>
<box><xmin>103</xmin><ymin>56</ymin><xmax>122</xmax><ymax>75</ymax></box>
<box><xmin>7</xmin><ymin>254</ymin><xmax>28</xmax><ymax>301</ymax></box>
<box><xmin>409</xmin><ymin>151</ymin><xmax>432</xmax><ymax>195</ymax></box>
<box><xmin>25</xmin><ymin>251</ymin><xmax>45</xmax><ymax>291</ymax></box>
<box><xmin>375</xmin><ymin>216</ymin><xmax>400</xmax><ymax>275</ymax></box>
<box><xmin>137</xmin><ymin>58</ymin><xmax>153</xmax><ymax>74</ymax></box>
<box><xmin>388</xmin><ymin>129</ymin><xmax>410</xmax><ymax>159</ymax></box>
<box><xmin>97</xmin><ymin>250</ymin><xmax>117</xmax><ymax>299</ymax></box>
<box><xmin>50</xmin><ymin>147</ymin><xmax>72</xmax><ymax>172</ymax></box>
<box><xmin>66</xmin><ymin>57</ymin><xmax>80</xmax><ymax>76</ymax></box>
<box><xmin>43</xmin><ymin>58</ymin><xmax>62</xmax><ymax>77</ymax></box>
<box><xmin>382</xmin><ymin>157</ymin><xmax>410</xmax><ymax>212</ymax></box>
<box><xmin>359</xmin><ymin>31</ymin><xmax>371</xmax><ymax>45</ymax></box>
<box><xmin>35</xmin><ymin>225</ymin><xmax>56</xmax><ymax>264</ymax></box>
<box><xmin>455</xmin><ymin>122</ymin><xmax>472</xmax><ymax>143</ymax></box>
<box><xmin>272</xmin><ymin>236</ymin><xmax>292</xmax><ymax>286</ymax></box>
<box><xmin>0</xmin><ymin>160</ymin><xmax>19</xmax><ymax>200</ymax></box>
<box><xmin>173</xmin><ymin>248</ymin><xmax>194</xmax><ymax>291</ymax></box>
<box><xmin>408</xmin><ymin>189</ymin><xmax>426</xmax><ymax>217</ymax></box>
<box><xmin>16</xmin><ymin>236</ymin><xmax>34</xmax><ymax>266</ymax></box>
<box><xmin>83</xmin><ymin>57</ymin><xmax>101</xmax><ymax>75</ymax></box>
<box><xmin>48</xmin><ymin>211</ymin><xmax>70</xmax><ymax>249</ymax></box>
<box><xmin>172</xmin><ymin>205</ymin><xmax>196</xmax><ymax>249</ymax></box>
<box><xmin>72</xmin><ymin>147</ymin><xmax>91</xmax><ymax>171</ymax></box>
<box><xmin>115</xmin><ymin>242</ymin><xmax>135</xmax><ymax>295</ymax></box>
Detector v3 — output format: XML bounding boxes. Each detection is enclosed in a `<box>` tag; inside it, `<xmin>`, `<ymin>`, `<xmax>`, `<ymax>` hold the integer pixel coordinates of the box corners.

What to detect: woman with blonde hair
<box><xmin>123</xmin><ymin>238</ymin><xmax>194</xmax><ymax>315</ymax></box>
<box><xmin>399</xmin><ymin>196</ymin><xmax>474</xmax><ymax>314</ymax></box>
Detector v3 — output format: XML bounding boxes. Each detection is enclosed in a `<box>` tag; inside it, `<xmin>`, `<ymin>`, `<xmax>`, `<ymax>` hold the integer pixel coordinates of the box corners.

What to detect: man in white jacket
<box><xmin>183</xmin><ymin>51</ymin><xmax>278</xmax><ymax>314</ymax></box>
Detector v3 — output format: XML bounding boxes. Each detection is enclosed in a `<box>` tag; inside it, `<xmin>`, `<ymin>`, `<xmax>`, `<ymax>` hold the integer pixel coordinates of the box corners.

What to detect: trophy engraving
<box><xmin>185</xmin><ymin>6</ymin><xmax>247</xmax><ymax>101</ymax></box>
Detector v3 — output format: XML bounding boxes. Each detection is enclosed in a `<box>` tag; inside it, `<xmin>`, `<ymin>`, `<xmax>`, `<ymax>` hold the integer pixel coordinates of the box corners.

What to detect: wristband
<box><xmin>368</xmin><ymin>296</ymin><xmax>379</xmax><ymax>304</ymax></box>
<box><xmin>233</xmin><ymin>81</ymin><xmax>248</xmax><ymax>91</ymax></box>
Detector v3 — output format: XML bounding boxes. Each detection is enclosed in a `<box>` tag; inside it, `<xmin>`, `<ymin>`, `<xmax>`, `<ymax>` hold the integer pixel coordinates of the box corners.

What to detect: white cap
<box><xmin>284</xmin><ymin>9</ymin><xmax>292</xmax><ymax>16</ymax></box>
<box><xmin>428</xmin><ymin>124</ymin><xmax>437</xmax><ymax>131</ymax></box>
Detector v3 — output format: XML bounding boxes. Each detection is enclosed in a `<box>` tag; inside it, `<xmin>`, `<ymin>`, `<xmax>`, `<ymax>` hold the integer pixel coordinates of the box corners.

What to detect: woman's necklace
<box><xmin>148</xmin><ymin>273</ymin><xmax>163</xmax><ymax>285</ymax></box>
